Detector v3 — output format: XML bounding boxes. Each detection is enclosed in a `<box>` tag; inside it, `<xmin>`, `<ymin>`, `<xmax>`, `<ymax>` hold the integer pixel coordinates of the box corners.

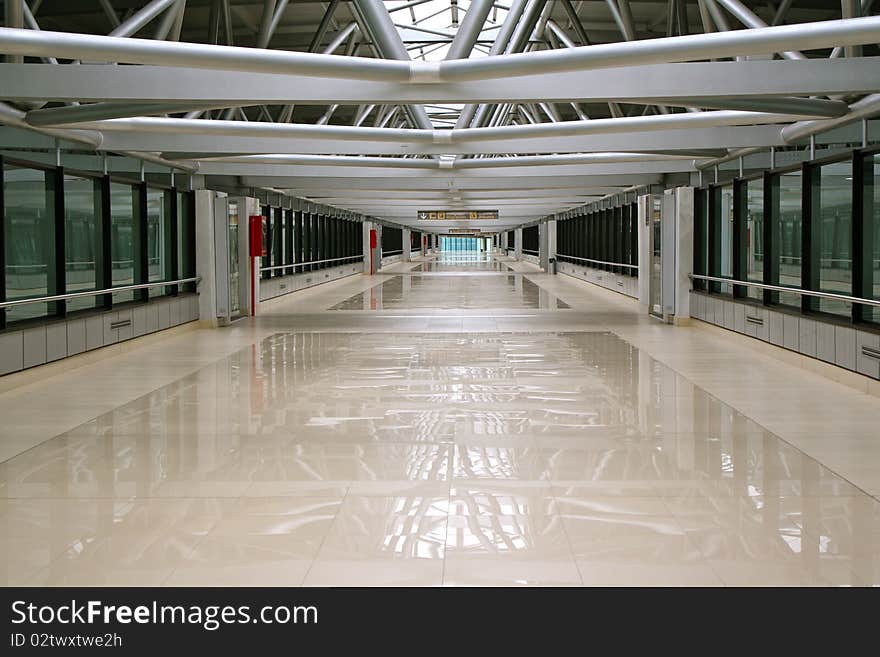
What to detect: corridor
<box><xmin>1</xmin><ymin>253</ymin><xmax>878</xmax><ymax>587</ymax></box>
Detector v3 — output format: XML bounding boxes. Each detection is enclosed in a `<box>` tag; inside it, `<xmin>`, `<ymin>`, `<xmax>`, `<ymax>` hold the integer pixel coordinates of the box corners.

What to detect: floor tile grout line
<box><xmin>298</xmin><ymin>483</ymin><xmax>352</xmax><ymax>587</ymax></box>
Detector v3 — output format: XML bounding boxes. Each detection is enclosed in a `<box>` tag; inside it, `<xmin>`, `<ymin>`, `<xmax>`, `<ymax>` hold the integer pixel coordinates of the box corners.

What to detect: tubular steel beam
<box><xmin>446</xmin><ymin>0</ymin><xmax>494</xmax><ymax>59</ymax></box>
<box><xmin>710</xmin><ymin>0</ymin><xmax>805</xmax><ymax>59</ymax></box>
<box><xmin>10</xmin><ymin>59</ymin><xmax>875</xmax><ymax>106</ymax></box>
<box><xmin>101</xmin><ymin>125</ymin><xmax>781</xmax><ymax>156</ymax></box>
<box><xmin>109</xmin><ymin>0</ymin><xmax>179</xmax><ymax>38</ymax></box>
<box><xmin>1</xmin><ymin>17</ymin><xmax>879</xmax><ymax>80</ymax></box>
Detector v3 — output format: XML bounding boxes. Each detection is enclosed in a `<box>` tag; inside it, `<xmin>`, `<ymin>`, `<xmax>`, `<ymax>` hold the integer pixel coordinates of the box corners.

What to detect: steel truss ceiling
<box><xmin>1</xmin><ymin>0</ymin><xmax>879</xmax><ymax>230</ymax></box>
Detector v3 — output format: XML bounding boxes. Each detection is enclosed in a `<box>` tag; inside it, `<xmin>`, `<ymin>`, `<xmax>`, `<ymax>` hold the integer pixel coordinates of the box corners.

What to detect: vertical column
<box><xmin>674</xmin><ymin>187</ymin><xmax>694</xmax><ymax>322</ymax></box>
<box><xmin>801</xmin><ymin>162</ymin><xmax>820</xmax><ymax>313</ymax></box>
<box><xmin>285</xmin><ymin>208</ymin><xmax>294</xmax><ymax>276</ymax></box>
<box><xmin>661</xmin><ymin>190</ymin><xmax>676</xmax><ymax>318</ymax></box>
<box><xmin>246</xmin><ymin>198</ymin><xmax>260</xmax><ymax>314</ymax></box>
<box><xmin>363</xmin><ymin>220</ymin><xmax>374</xmax><ymax>275</ymax></box>
<box><xmin>134</xmin><ymin>183</ymin><xmax>149</xmax><ymax>303</ymax></box>
<box><xmin>852</xmin><ymin>151</ymin><xmax>870</xmax><ymax>323</ymax></box>
<box><xmin>295</xmin><ymin>209</ymin><xmax>303</xmax><ymax>273</ymax></box>
<box><xmin>514</xmin><ymin>227</ymin><xmax>523</xmax><ymax>259</ymax></box>
<box><xmin>50</xmin><ymin>167</ymin><xmax>66</xmax><ymax>318</ymax></box>
<box><xmin>167</xmin><ymin>189</ymin><xmax>179</xmax><ymax>297</ymax></box>
<box><xmin>194</xmin><ymin>188</ymin><xmax>218</xmax><ymax>326</ymax></box>
<box><xmin>763</xmin><ymin>171</ymin><xmax>779</xmax><ymax>305</ymax></box>
<box><xmin>539</xmin><ymin>222</ymin><xmax>548</xmax><ymax>270</ymax></box>
<box><xmin>403</xmin><ymin>227</ymin><xmax>411</xmax><ymax>261</ymax></box>
<box><xmin>732</xmin><ymin>180</ymin><xmax>748</xmax><ymax>299</ymax></box>
<box><xmin>98</xmin><ymin>174</ymin><xmax>113</xmax><ymax>310</ymax></box>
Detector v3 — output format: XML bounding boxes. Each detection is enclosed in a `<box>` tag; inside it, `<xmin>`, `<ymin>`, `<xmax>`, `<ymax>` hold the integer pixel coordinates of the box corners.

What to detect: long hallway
<box><xmin>1</xmin><ymin>253</ymin><xmax>878</xmax><ymax>587</ymax></box>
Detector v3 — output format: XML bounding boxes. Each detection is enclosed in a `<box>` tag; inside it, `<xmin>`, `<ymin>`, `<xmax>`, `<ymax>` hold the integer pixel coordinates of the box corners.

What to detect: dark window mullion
<box><xmin>134</xmin><ymin>183</ymin><xmax>148</xmax><ymax>303</ymax></box>
<box><xmin>167</xmin><ymin>190</ymin><xmax>178</xmax><ymax>297</ymax></box>
<box><xmin>295</xmin><ymin>210</ymin><xmax>303</xmax><ymax>273</ymax></box>
<box><xmin>802</xmin><ymin>163</ymin><xmax>820</xmax><ymax>313</ymax></box>
<box><xmin>50</xmin><ymin>167</ymin><xmax>66</xmax><ymax>318</ymax></box>
<box><xmin>853</xmin><ymin>150</ymin><xmax>869</xmax><ymax>323</ymax></box>
<box><xmin>764</xmin><ymin>172</ymin><xmax>779</xmax><ymax>305</ymax></box>
<box><xmin>98</xmin><ymin>175</ymin><xmax>112</xmax><ymax>309</ymax></box>
<box><xmin>732</xmin><ymin>178</ymin><xmax>748</xmax><ymax>299</ymax></box>
<box><xmin>286</xmin><ymin>209</ymin><xmax>294</xmax><ymax>275</ymax></box>
<box><xmin>708</xmin><ymin>186</ymin><xmax>722</xmax><ymax>294</ymax></box>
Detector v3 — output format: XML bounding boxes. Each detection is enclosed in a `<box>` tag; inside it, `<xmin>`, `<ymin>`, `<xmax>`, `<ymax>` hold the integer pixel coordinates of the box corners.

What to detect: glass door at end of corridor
<box><xmin>227</xmin><ymin>200</ymin><xmax>243</xmax><ymax>319</ymax></box>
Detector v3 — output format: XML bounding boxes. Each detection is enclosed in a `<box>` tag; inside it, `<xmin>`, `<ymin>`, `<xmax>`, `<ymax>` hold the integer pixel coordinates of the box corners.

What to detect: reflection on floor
<box><xmin>0</xmin><ymin>253</ymin><xmax>878</xmax><ymax>587</ymax></box>
<box><xmin>409</xmin><ymin>254</ymin><xmax>513</xmax><ymax>273</ymax></box>
<box><xmin>331</xmin><ymin>273</ymin><xmax>569</xmax><ymax>310</ymax></box>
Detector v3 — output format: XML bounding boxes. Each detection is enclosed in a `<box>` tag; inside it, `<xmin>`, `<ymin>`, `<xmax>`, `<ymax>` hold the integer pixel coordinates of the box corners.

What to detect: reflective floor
<box><xmin>330</xmin><ymin>272</ymin><xmax>569</xmax><ymax>310</ymax></box>
<box><xmin>1</xmin><ymin>253</ymin><xmax>878</xmax><ymax>586</ymax></box>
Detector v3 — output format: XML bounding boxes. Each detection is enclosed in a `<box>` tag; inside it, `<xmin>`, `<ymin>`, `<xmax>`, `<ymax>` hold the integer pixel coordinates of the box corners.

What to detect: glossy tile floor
<box><xmin>1</xmin><ymin>253</ymin><xmax>878</xmax><ymax>586</ymax></box>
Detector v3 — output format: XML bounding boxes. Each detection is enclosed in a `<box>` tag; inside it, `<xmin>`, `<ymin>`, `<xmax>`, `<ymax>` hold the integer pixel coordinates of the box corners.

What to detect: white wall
<box><xmin>259</xmin><ymin>262</ymin><xmax>365</xmax><ymax>301</ymax></box>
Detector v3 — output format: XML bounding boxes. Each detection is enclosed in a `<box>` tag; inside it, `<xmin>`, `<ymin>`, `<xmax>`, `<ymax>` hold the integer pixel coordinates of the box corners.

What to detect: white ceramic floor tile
<box><xmin>2</xmin><ymin>252</ymin><xmax>878</xmax><ymax>586</ymax></box>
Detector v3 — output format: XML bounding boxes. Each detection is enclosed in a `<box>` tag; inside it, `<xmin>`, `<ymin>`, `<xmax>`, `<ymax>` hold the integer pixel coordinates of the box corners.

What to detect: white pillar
<box><xmin>403</xmin><ymin>228</ymin><xmax>412</xmax><ymax>261</ymax></box>
<box><xmin>363</xmin><ymin>221</ymin><xmax>374</xmax><ymax>274</ymax></box>
<box><xmin>195</xmin><ymin>189</ymin><xmax>218</xmax><ymax>327</ymax></box>
<box><xmin>243</xmin><ymin>197</ymin><xmax>259</xmax><ymax>316</ymax></box>
<box><xmin>514</xmin><ymin>228</ymin><xmax>523</xmax><ymax>259</ymax></box>
<box><xmin>540</xmin><ymin>220</ymin><xmax>557</xmax><ymax>272</ymax></box>
<box><xmin>674</xmin><ymin>187</ymin><xmax>695</xmax><ymax>323</ymax></box>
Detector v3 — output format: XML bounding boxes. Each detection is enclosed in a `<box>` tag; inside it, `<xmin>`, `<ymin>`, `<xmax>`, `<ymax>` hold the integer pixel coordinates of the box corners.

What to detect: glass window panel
<box><xmin>817</xmin><ymin>160</ymin><xmax>852</xmax><ymax>317</ymax></box>
<box><xmin>110</xmin><ymin>182</ymin><xmax>135</xmax><ymax>304</ymax></box>
<box><xmin>4</xmin><ymin>164</ymin><xmax>53</xmax><ymax>322</ymax></box>
<box><xmin>228</xmin><ymin>201</ymin><xmax>240</xmax><ymax>316</ymax></box>
<box><xmin>146</xmin><ymin>187</ymin><xmax>168</xmax><ymax>297</ymax></box>
<box><xmin>64</xmin><ymin>174</ymin><xmax>100</xmax><ymax>313</ymax></box>
<box><xmin>746</xmin><ymin>178</ymin><xmax>764</xmax><ymax>300</ymax></box>
<box><xmin>777</xmin><ymin>170</ymin><xmax>803</xmax><ymax>308</ymax></box>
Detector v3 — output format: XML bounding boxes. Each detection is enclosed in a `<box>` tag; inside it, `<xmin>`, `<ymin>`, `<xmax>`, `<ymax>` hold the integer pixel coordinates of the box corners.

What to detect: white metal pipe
<box><xmin>64</xmin><ymin>110</ymin><xmax>812</xmax><ymax>152</ymax></box>
<box><xmin>780</xmin><ymin>92</ymin><xmax>880</xmax><ymax>143</ymax></box>
<box><xmin>0</xmin><ymin>26</ymin><xmax>409</xmax><ymax>81</ymax></box>
<box><xmin>109</xmin><ymin>0</ymin><xmax>179</xmax><ymax>38</ymax></box>
<box><xmin>605</xmin><ymin>0</ymin><xmax>635</xmax><ymax>41</ymax></box>
<box><xmin>456</xmin><ymin>0</ymin><xmax>529</xmax><ymax>128</ymax></box>
<box><xmin>324</xmin><ymin>23</ymin><xmax>359</xmax><ymax>53</ymax></box>
<box><xmin>196</xmin><ymin>152</ymin><xmax>696</xmax><ymax>169</ymax></box>
<box><xmin>352</xmin><ymin>0</ymin><xmax>433</xmax><ymax>131</ymax></box>
<box><xmin>2</xmin><ymin>17</ymin><xmax>878</xmax><ymax>82</ymax></box>
<box><xmin>695</xmin><ymin>92</ymin><xmax>880</xmax><ymax>170</ymax></box>
<box><xmin>0</xmin><ymin>100</ymin><xmax>103</xmax><ymax>148</ymax></box>
<box><xmin>0</xmin><ymin>101</ymin><xmax>198</xmax><ymax>172</ymax></box>
<box><xmin>154</xmin><ymin>0</ymin><xmax>186</xmax><ymax>41</ymax></box>
<box><xmin>21</xmin><ymin>1</ymin><xmax>57</xmax><ymax>65</ymax></box>
<box><xmin>446</xmin><ymin>0</ymin><xmax>494</xmax><ymax>60</ymax></box>
<box><xmin>98</xmin><ymin>0</ymin><xmax>121</xmax><ymax>29</ymax></box>
<box><xmin>255</xmin><ymin>0</ymin><xmax>278</xmax><ymax>49</ymax></box>
<box><xmin>711</xmin><ymin>0</ymin><xmax>805</xmax><ymax>59</ymax></box>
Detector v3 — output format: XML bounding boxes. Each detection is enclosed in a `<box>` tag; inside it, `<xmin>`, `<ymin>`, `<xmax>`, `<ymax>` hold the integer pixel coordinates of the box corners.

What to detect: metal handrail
<box><xmin>557</xmin><ymin>254</ymin><xmax>639</xmax><ymax>270</ymax></box>
<box><xmin>259</xmin><ymin>255</ymin><xmax>363</xmax><ymax>272</ymax></box>
<box><xmin>689</xmin><ymin>273</ymin><xmax>880</xmax><ymax>308</ymax></box>
<box><xmin>0</xmin><ymin>276</ymin><xmax>201</xmax><ymax>310</ymax></box>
